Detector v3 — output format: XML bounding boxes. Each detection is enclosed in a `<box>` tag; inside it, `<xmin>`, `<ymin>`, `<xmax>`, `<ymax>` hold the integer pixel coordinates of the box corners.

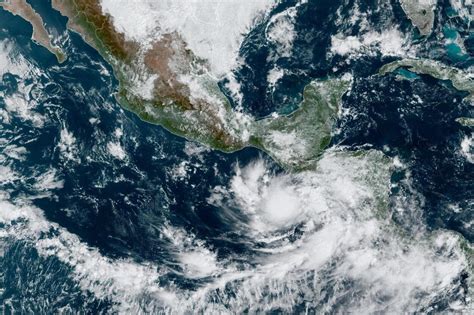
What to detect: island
<box><xmin>4</xmin><ymin>1</ymin><xmax>472</xmax><ymax>170</ymax></box>
<box><xmin>379</xmin><ymin>58</ymin><xmax>474</xmax><ymax>98</ymax></box>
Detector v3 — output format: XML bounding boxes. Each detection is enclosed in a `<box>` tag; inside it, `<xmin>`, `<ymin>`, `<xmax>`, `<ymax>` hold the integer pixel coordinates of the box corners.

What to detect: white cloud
<box><xmin>107</xmin><ymin>142</ymin><xmax>126</xmax><ymax>160</ymax></box>
<box><xmin>330</xmin><ymin>28</ymin><xmax>414</xmax><ymax>58</ymax></box>
<box><xmin>460</xmin><ymin>133</ymin><xmax>474</xmax><ymax>163</ymax></box>
<box><xmin>100</xmin><ymin>0</ymin><xmax>276</xmax><ymax>77</ymax></box>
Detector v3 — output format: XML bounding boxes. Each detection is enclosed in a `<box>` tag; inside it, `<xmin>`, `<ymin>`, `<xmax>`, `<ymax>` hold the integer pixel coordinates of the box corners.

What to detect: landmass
<box><xmin>0</xmin><ymin>0</ymin><xmax>66</xmax><ymax>63</ymax></box>
<box><xmin>4</xmin><ymin>1</ymin><xmax>471</xmax><ymax>171</ymax></box>
<box><xmin>399</xmin><ymin>0</ymin><xmax>436</xmax><ymax>36</ymax></box>
<box><xmin>380</xmin><ymin>58</ymin><xmax>474</xmax><ymax>129</ymax></box>
<box><xmin>1</xmin><ymin>0</ymin><xmax>351</xmax><ymax>170</ymax></box>
<box><xmin>379</xmin><ymin>58</ymin><xmax>474</xmax><ymax>98</ymax></box>
<box><xmin>456</xmin><ymin>117</ymin><xmax>474</xmax><ymax>127</ymax></box>
<box><xmin>42</xmin><ymin>0</ymin><xmax>348</xmax><ymax>170</ymax></box>
<box><xmin>251</xmin><ymin>76</ymin><xmax>351</xmax><ymax>169</ymax></box>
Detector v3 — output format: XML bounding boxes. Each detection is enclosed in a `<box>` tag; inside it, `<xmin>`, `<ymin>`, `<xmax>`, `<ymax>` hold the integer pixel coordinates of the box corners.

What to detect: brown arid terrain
<box><xmin>0</xmin><ymin>0</ymin><xmax>66</xmax><ymax>62</ymax></box>
<box><xmin>1</xmin><ymin>0</ymin><xmax>352</xmax><ymax>169</ymax></box>
<box><xmin>50</xmin><ymin>0</ymin><xmax>252</xmax><ymax>151</ymax></box>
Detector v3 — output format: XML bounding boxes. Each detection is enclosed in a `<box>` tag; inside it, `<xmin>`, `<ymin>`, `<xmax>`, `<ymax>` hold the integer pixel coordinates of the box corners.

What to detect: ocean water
<box><xmin>0</xmin><ymin>0</ymin><xmax>472</xmax><ymax>313</ymax></box>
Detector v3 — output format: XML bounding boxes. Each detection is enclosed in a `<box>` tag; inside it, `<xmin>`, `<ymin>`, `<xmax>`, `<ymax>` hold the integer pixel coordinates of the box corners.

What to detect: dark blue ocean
<box><xmin>0</xmin><ymin>0</ymin><xmax>472</xmax><ymax>313</ymax></box>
